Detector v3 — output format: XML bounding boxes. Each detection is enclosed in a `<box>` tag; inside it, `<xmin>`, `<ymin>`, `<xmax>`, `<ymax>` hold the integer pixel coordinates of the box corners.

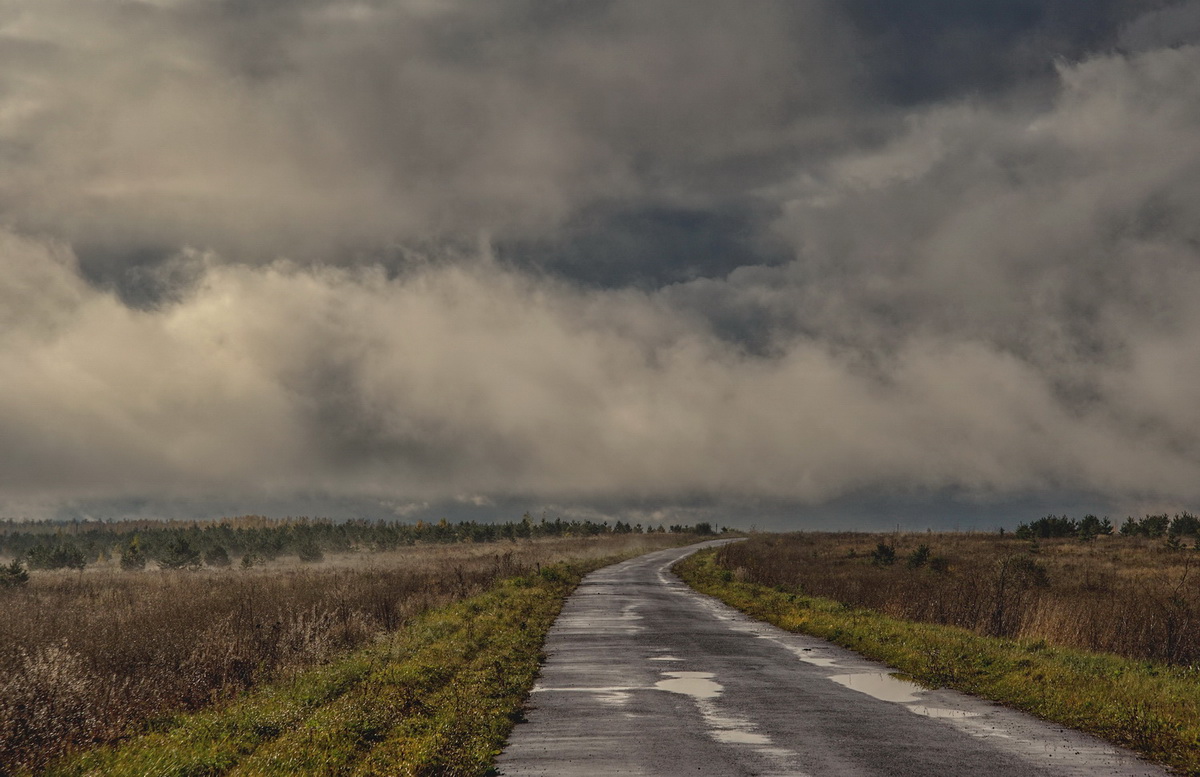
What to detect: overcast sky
<box><xmin>4</xmin><ymin>0</ymin><xmax>1200</xmax><ymax>527</ymax></box>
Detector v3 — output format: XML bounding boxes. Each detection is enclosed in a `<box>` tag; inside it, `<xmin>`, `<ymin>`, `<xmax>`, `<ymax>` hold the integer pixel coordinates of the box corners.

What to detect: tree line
<box><xmin>1013</xmin><ymin>512</ymin><xmax>1200</xmax><ymax>540</ymax></box>
<box><xmin>0</xmin><ymin>515</ymin><xmax>719</xmax><ymax>577</ymax></box>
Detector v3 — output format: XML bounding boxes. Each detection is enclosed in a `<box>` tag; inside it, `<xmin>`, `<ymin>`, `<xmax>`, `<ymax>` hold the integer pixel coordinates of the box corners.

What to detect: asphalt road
<box><xmin>495</xmin><ymin>540</ymin><xmax>1167</xmax><ymax>777</ymax></box>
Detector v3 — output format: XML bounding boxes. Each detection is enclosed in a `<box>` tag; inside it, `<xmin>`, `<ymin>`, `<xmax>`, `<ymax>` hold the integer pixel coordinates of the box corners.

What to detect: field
<box><xmin>0</xmin><ymin>531</ymin><xmax>693</xmax><ymax>775</ymax></box>
<box><xmin>712</xmin><ymin>531</ymin><xmax>1200</xmax><ymax>663</ymax></box>
<box><xmin>678</xmin><ymin>531</ymin><xmax>1200</xmax><ymax>774</ymax></box>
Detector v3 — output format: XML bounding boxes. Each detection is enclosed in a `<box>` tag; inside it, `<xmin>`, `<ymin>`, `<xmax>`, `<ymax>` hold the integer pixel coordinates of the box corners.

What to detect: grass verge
<box><xmin>676</xmin><ymin>549</ymin><xmax>1200</xmax><ymax>776</ymax></box>
<box><xmin>39</xmin><ymin>559</ymin><xmax>609</xmax><ymax>777</ymax></box>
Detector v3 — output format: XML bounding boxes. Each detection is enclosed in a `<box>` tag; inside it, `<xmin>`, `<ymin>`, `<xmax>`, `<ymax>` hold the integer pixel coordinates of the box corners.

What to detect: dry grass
<box><xmin>717</xmin><ymin>532</ymin><xmax>1200</xmax><ymax>665</ymax></box>
<box><xmin>0</xmin><ymin>534</ymin><xmax>685</xmax><ymax>774</ymax></box>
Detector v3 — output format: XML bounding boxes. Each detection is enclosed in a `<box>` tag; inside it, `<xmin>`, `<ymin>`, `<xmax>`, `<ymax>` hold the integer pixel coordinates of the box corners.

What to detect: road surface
<box><xmin>496</xmin><ymin>540</ymin><xmax>1167</xmax><ymax>776</ymax></box>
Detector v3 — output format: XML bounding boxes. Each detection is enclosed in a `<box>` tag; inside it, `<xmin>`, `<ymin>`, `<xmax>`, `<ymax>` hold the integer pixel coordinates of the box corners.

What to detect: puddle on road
<box><xmin>532</xmin><ymin>684</ymin><xmax>635</xmax><ymax>706</ymax></box>
<box><xmin>654</xmin><ymin>671</ymin><xmax>722</xmax><ymax>699</ymax></box>
<box><xmin>655</xmin><ymin>671</ymin><xmax>801</xmax><ymax>769</ymax></box>
<box><xmin>793</xmin><ymin>650</ymin><xmax>839</xmax><ymax>667</ymax></box>
<box><xmin>700</xmin><ymin>702</ymin><xmax>773</xmax><ymax>746</ymax></box>
<box><xmin>587</xmin><ymin>690</ymin><xmax>631</xmax><ymax>705</ymax></box>
<box><xmin>910</xmin><ymin>706</ymin><xmax>979</xmax><ymax>719</ymax></box>
<box><xmin>648</xmin><ymin>655</ymin><xmax>682</xmax><ymax>662</ymax></box>
<box><xmin>712</xmin><ymin>730</ymin><xmax>772</xmax><ymax>745</ymax></box>
<box><xmin>829</xmin><ymin>672</ymin><xmax>923</xmax><ymax>703</ymax></box>
<box><xmin>829</xmin><ymin>673</ymin><xmax>981</xmax><ymax>720</ymax></box>
<box><xmin>556</xmin><ymin>606</ymin><xmax>643</xmax><ymax>636</ymax></box>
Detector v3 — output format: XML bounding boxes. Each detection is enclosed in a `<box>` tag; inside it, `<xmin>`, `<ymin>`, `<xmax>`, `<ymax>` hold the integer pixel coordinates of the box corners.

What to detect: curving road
<box><xmin>496</xmin><ymin>540</ymin><xmax>1167</xmax><ymax>776</ymax></box>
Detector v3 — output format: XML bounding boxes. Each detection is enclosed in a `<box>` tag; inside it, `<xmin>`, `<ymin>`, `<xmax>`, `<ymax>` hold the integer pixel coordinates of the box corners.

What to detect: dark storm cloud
<box><xmin>1119</xmin><ymin>1</ymin><xmax>1200</xmax><ymax>50</ymax></box>
<box><xmin>841</xmin><ymin>0</ymin><xmax>1170</xmax><ymax>102</ymax></box>
<box><xmin>0</xmin><ymin>0</ymin><xmax>869</xmax><ymax>275</ymax></box>
<box><xmin>495</xmin><ymin>206</ymin><xmax>791</xmax><ymax>292</ymax></box>
<box><xmin>2</xmin><ymin>0</ymin><xmax>1200</xmax><ymax>522</ymax></box>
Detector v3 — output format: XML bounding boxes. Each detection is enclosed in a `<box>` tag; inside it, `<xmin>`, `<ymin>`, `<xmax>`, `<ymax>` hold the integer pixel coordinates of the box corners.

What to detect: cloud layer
<box><xmin>3</xmin><ymin>0</ymin><xmax>1200</xmax><ymax>521</ymax></box>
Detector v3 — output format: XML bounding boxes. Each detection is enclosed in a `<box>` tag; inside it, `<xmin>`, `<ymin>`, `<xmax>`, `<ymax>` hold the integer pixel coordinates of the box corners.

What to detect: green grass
<box><xmin>676</xmin><ymin>549</ymin><xmax>1200</xmax><ymax>776</ymax></box>
<box><xmin>40</xmin><ymin>560</ymin><xmax>605</xmax><ymax>777</ymax></box>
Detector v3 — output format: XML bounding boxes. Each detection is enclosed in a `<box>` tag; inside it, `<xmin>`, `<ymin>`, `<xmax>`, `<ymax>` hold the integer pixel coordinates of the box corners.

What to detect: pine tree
<box><xmin>158</xmin><ymin>537</ymin><xmax>202</xmax><ymax>570</ymax></box>
<box><xmin>0</xmin><ymin>558</ymin><xmax>29</xmax><ymax>587</ymax></box>
<box><xmin>203</xmin><ymin>545</ymin><xmax>231</xmax><ymax>567</ymax></box>
<box><xmin>120</xmin><ymin>536</ymin><xmax>147</xmax><ymax>571</ymax></box>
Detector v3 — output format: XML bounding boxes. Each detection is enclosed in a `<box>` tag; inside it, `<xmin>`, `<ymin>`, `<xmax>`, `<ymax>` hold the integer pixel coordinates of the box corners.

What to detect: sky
<box><xmin>3</xmin><ymin>0</ymin><xmax>1200</xmax><ymax>528</ymax></box>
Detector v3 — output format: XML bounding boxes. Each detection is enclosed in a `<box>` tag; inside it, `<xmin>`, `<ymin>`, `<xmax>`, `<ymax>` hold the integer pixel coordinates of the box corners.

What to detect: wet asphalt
<box><xmin>495</xmin><ymin>540</ymin><xmax>1168</xmax><ymax>777</ymax></box>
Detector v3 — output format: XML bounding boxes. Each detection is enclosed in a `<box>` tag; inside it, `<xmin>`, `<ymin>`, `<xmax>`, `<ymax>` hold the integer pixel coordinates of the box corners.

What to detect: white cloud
<box><xmin>2</xmin><ymin>212</ymin><xmax>1199</xmax><ymax>509</ymax></box>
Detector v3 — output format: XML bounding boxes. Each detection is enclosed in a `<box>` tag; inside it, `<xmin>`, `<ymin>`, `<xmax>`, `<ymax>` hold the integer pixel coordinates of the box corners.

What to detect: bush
<box><xmin>906</xmin><ymin>544</ymin><xmax>932</xmax><ymax>569</ymax></box>
<box><xmin>119</xmin><ymin>537</ymin><xmax>147</xmax><ymax>571</ymax></box>
<box><xmin>1015</xmin><ymin>515</ymin><xmax>1079</xmax><ymax>539</ymax></box>
<box><xmin>296</xmin><ymin>542</ymin><xmax>324</xmax><ymax>563</ymax></box>
<box><xmin>26</xmin><ymin>544</ymin><xmax>87</xmax><ymax>571</ymax></box>
<box><xmin>1169</xmin><ymin>512</ymin><xmax>1200</xmax><ymax>537</ymax></box>
<box><xmin>1122</xmin><ymin>514</ymin><xmax>1171</xmax><ymax>538</ymax></box>
<box><xmin>1078</xmin><ymin>515</ymin><xmax>1113</xmax><ymax>540</ymax></box>
<box><xmin>203</xmin><ymin>545</ymin><xmax>231</xmax><ymax>567</ymax></box>
<box><xmin>157</xmin><ymin>538</ymin><xmax>201</xmax><ymax>570</ymax></box>
<box><xmin>870</xmin><ymin>543</ymin><xmax>896</xmax><ymax>566</ymax></box>
<box><xmin>537</xmin><ymin>564</ymin><xmax>566</xmax><ymax>583</ymax></box>
<box><xmin>0</xmin><ymin>559</ymin><xmax>29</xmax><ymax>588</ymax></box>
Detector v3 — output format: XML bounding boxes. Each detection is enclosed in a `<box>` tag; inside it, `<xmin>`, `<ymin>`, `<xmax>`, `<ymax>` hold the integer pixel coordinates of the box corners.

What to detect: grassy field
<box><xmin>677</xmin><ymin>534</ymin><xmax>1200</xmax><ymax>775</ymax></box>
<box><xmin>1</xmin><ymin>533</ymin><xmax>690</xmax><ymax>775</ymax></box>
<box><xmin>712</xmin><ymin>532</ymin><xmax>1200</xmax><ymax>663</ymax></box>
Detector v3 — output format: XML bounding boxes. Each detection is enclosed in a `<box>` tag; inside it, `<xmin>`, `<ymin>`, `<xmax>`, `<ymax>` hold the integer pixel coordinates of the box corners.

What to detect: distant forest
<box><xmin>1014</xmin><ymin>512</ymin><xmax>1200</xmax><ymax>541</ymax></box>
<box><xmin>0</xmin><ymin>515</ymin><xmax>720</xmax><ymax>572</ymax></box>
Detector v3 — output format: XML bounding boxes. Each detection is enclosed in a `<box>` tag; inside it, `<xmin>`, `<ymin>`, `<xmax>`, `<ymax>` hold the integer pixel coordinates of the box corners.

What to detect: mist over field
<box><xmin>3</xmin><ymin>0</ymin><xmax>1200</xmax><ymax>526</ymax></box>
